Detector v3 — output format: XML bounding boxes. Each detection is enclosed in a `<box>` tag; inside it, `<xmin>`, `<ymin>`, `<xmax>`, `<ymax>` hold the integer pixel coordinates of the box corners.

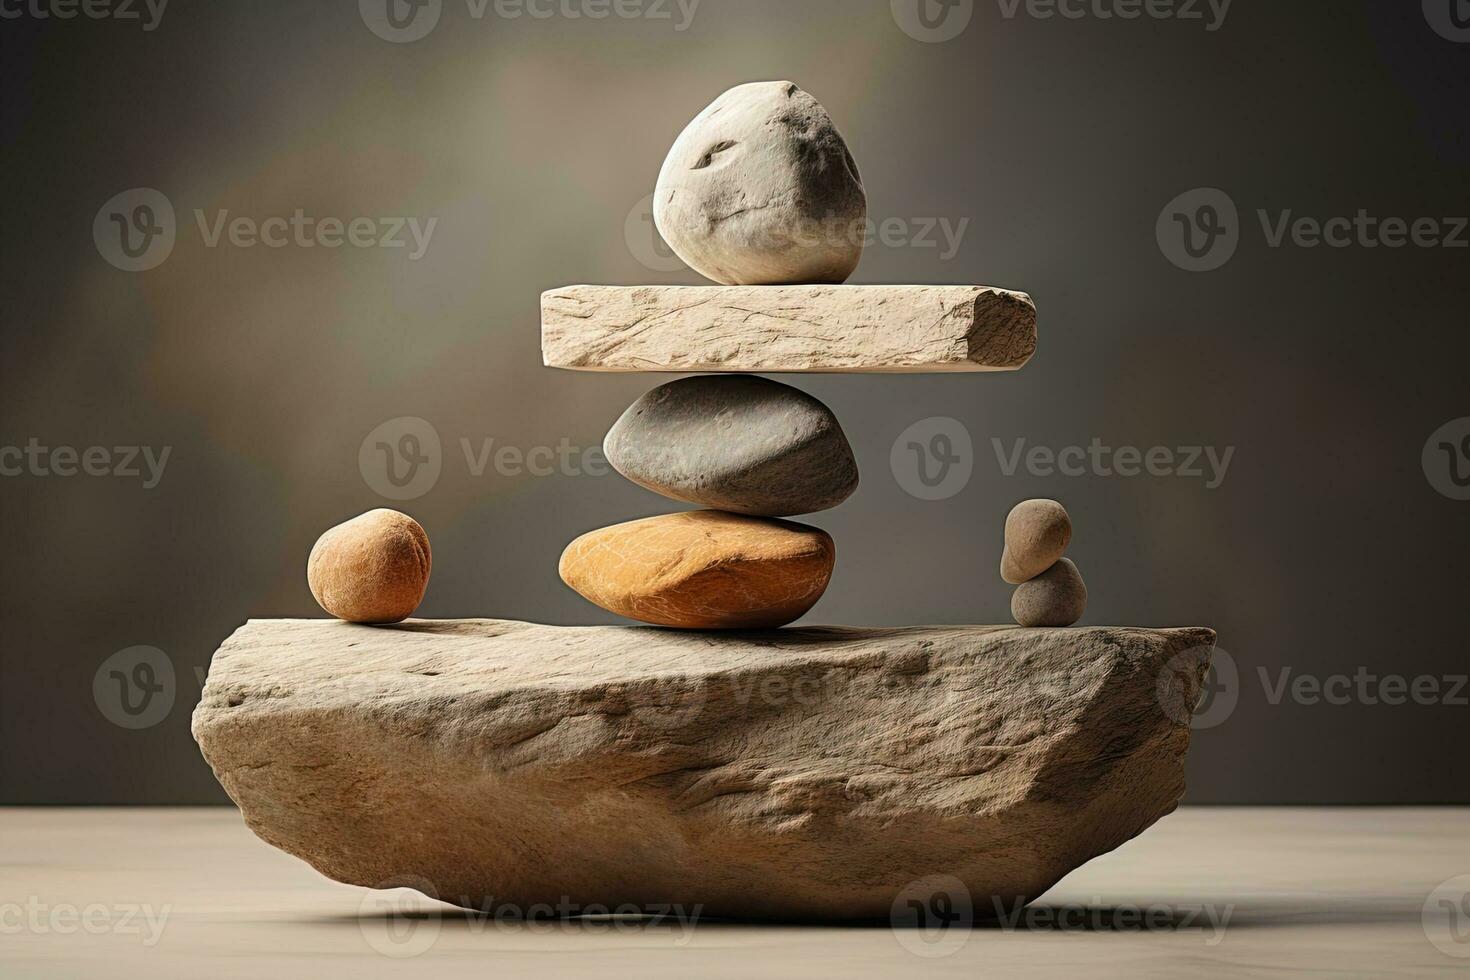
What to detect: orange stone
<box><xmin>559</xmin><ymin>510</ymin><xmax>835</xmax><ymax>629</ymax></box>
<box><xmin>308</xmin><ymin>509</ymin><xmax>431</xmax><ymax>625</ymax></box>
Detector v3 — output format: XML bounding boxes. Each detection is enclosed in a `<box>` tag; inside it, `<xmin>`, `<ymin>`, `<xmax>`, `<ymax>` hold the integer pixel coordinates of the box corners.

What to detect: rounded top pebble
<box><xmin>1001</xmin><ymin>499</ymin><xmax>1073</xmax><ymax>585</ymax></box>
<box><xmin>654</xmin><ymin>80</ymin><xmax>867</xmax><ymax>286</ymax></box>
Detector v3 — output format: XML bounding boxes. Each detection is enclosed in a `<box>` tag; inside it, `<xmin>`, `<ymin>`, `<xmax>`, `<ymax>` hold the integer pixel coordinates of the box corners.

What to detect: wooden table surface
<box><xmin>2</xmin><ymin>807</ymin><xmax>1467</xmax><ymax>978</ymax></box>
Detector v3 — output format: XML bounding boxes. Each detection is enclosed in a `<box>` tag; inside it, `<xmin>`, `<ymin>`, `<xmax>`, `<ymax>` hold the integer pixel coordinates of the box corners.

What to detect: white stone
<box><xmin>654</xmin><ymin>81</ymin><xmax>867</xmax><ymax>285</ymax></box>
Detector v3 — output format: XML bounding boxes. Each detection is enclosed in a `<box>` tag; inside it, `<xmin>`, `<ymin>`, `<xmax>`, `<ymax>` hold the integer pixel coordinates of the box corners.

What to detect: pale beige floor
<box><xmin>1</xmin><ymin>807</ymin><xmax>1467</xmax><ymax>978</ymax></box>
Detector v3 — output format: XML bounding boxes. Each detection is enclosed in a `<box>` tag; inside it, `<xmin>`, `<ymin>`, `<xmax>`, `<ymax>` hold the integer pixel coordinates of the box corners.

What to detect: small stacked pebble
<box><xmin>558</xmin><ymin>81</ymin><xmax>866</xmax><ymax>630</ymax></box>
<box><xmin>1001</xmin><ymin>499</ymin><xmax>1087</xmax><ymax>627</ymax></box>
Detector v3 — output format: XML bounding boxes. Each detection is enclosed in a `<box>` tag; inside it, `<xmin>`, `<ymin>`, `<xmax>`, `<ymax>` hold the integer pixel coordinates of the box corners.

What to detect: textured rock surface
<box><xmin>193</xmin><ymin>619</ymin><xmax>1215</xmax><ymax>920</ymax></box>
<box><xmin>307</xmin><ymin>510</ymin><xmax>431</xmax><ymax>624</ymax></box>
<box><xmin>1001</xmin><ymin>499</ymin><xmax>1073</xmax><ymax>585</ymax></box>
<box><xmin>654</xmin><ymin>81</ymin><xmax>866</xmax><ymax>285</ymax></box>
<box><xmin>559</xmin><ymin>510</ymin><xmax>835</xmax><ymax>629</ymax></box>
<box><xmin>1012</xmin><ymin>558</ymin><xmax>1089</xmax><ymax>628</ymax></box>
<box><xmin>605</xmin><ymin>375</ymin><xmax>858</xmax><ymax>516</ymax></box>
<box><xmin>542</xmin><ymin>284</ymin><xmax>1037</xmax><ymax>373</ymax></box>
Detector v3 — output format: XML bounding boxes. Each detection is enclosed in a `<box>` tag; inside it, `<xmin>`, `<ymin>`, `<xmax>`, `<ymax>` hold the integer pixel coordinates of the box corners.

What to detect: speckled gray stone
<box><xmin>605</xmin><ymin>375</ymin><xmax>858</xmax><ymax>517</ymax></box>
<box><xmin>654</xmin><ymin>81</ymin><xmax>867</xmax><ymax>285</ymax></box>
<box><xmin>1012</xmin><ymin>558</ymin><xmax>1089</xmax><ymax>628</ymax></box>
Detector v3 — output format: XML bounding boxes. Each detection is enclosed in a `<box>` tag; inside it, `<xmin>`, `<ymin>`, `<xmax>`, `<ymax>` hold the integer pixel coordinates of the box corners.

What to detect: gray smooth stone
<box><xmin>605</xmin><ymin>375</ymin><xmax>858</xmax><ymax>517</ymax></box>
<box><xmin>1012</xmin><ymin>558</ymin><xmax>1089</xmax><ymax>628</ymax></box>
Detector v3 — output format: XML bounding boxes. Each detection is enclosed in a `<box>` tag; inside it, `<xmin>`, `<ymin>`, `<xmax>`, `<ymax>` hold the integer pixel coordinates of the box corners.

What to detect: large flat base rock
<box><xmin>193</xmin><ymin>619</ymin><xmax>1213</xmax><ymax>921</ymax></box>
<box><xmin>541</xmin><ymin>284</ymin><xmax>1037</xmax><ymax>373</ymax></box>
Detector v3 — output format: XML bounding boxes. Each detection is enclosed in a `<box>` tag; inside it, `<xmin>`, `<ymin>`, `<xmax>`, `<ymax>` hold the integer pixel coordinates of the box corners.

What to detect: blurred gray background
<box><xmin>1</xmin><ymin>0</ymin><xmax>1466</xmax><ymax>804</ymax></box>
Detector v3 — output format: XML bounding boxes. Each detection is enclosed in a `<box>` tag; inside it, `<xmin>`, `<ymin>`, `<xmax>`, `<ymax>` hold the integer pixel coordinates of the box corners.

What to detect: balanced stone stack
<box><xmin>192</xmin><ymin>79</ymin><xmax>1216</xmax><ymax>924</ymax></box>
<box><xmin>1002</xmin><ymin>499</ymin><xmax>1088</xmax><ymax>627</ymax></box>
<box><xmin>560</xmin><ymin>375</ymin><xmax>856</xmax><ymax>628</ymax></box>
<box><xmin>551</xmin><ymin>80</ymin><xmax>1038</xmax><ymax>629</ymax></box>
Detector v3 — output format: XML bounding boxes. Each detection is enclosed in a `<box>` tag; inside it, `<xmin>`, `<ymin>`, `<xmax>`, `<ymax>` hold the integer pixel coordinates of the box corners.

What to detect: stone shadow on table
<box><xmin>373</xmin><ymin>618</ymin><xmax>1010</xmax><ymax>645</ymax></box>
<box><xmin>328</xmin><ymin>895</ymin><xmax>1421</xmax><ymax>933</ymax></box>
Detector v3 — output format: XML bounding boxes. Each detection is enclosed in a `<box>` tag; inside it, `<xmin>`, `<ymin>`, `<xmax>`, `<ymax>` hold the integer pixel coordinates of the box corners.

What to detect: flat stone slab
<box><xmin>194</xmin><ymin>619</ymin><xmax>1212</xmax><ymax>920</ymax></box>
<box><xmin>541</xmin><ymin>284</ymin><xmax>1037</xmax><ymax>373</ymax></box>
